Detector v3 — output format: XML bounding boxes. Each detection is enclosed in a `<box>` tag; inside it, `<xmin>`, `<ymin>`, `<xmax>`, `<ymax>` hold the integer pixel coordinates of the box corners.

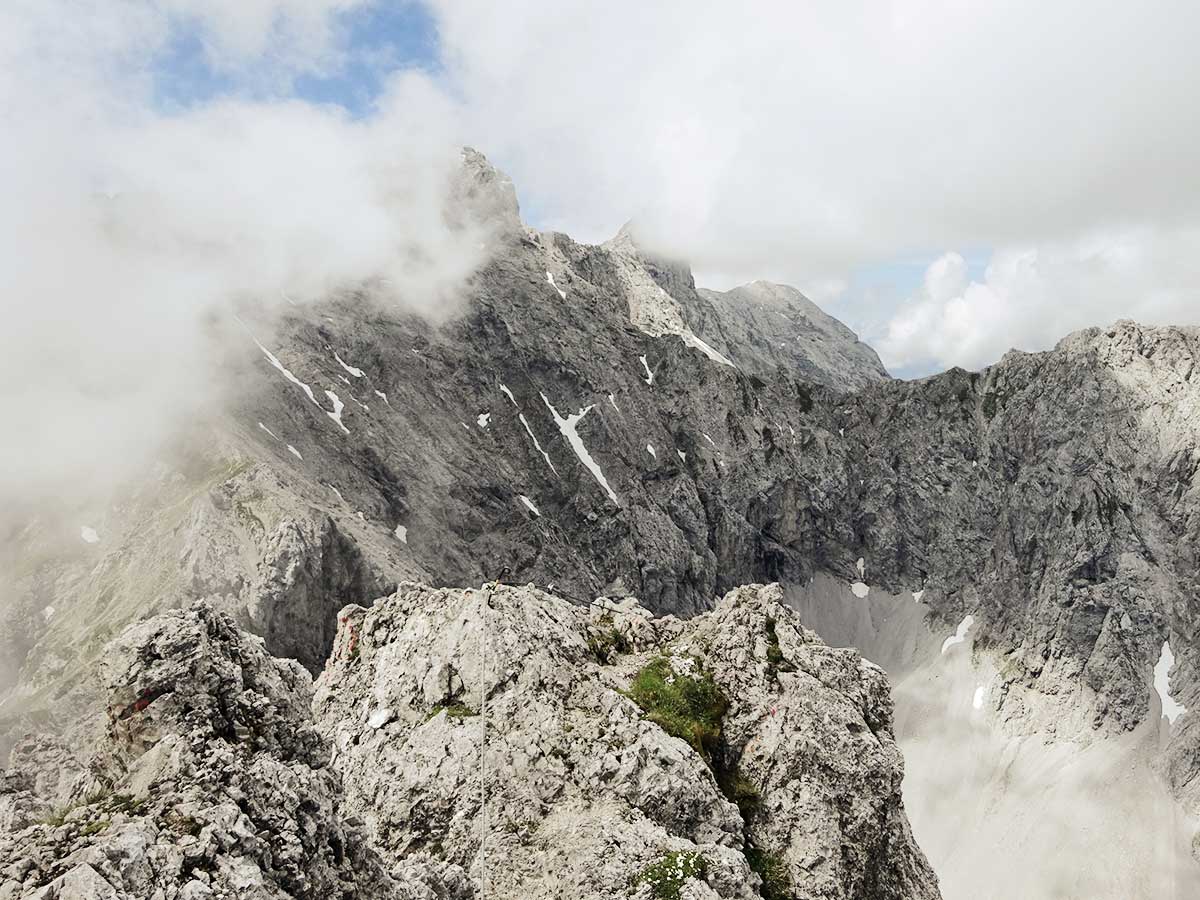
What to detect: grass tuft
<box><xmin>587</xmin><ymin>621</ymin><xmax>630</xmax><ymax>663</ymax></box>
<box><xmin>626</xmin><ymin>657</ymin><xmax>727</xmax><ymax>763</ymax></box>
<box><xmin>745</xmin><ymin>845</ymin><xmax>793</xmax><ymax>900</ymax></box>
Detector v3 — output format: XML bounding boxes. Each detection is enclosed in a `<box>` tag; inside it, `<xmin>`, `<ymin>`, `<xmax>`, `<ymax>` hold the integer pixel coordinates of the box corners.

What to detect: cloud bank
<box><xmin>878</xmin><ymin>229</ymin><xmax>1200</xmax><ymax>374</ymax></box>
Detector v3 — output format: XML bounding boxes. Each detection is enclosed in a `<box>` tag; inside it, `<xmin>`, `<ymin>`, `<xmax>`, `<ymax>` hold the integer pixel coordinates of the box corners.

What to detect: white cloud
<box><xmin>876</xmin><ymin>229</ymin><xmax>1200</xmax><ymax>374</ymax></box>
<box><xmin>5</xmin><ymin>0</ymin><xmax>1200</xmax><ymax>512</ymax></box>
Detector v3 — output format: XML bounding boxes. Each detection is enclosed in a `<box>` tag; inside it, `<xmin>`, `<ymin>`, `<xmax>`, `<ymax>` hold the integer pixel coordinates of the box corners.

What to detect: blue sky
<box><xmin>155</xmin><ymin>3</ymin><xmax>441</xmax><ymax>116</ymax></box>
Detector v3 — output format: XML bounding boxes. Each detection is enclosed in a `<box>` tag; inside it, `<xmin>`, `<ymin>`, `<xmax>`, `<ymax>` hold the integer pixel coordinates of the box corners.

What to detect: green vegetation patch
<box><xmin>587</xmin><ymin>616</ymin><xmax>630</xmax><ymax>663</ymax></box>
<box><xmin>424</xmin><ymin>702</ymin><xmax>479</xmax><ymax>722</ymax></box>
<box><xmin>746</xmin><ymin>846</ymin><xmax>793</xmax><ymax>900</ymax></box>
<box><xmin>631</xmin><ymin>851</ymin><xmax>708</xmax><ymax>899</ymax></box>
<box><xmin>79</xmin><ymin>819</ymin><xmax>110</xmax><ymax>837</ymax></box>
<box><xmin>627</xmin><ymin>657</ymin><xmax>727</xmax><ymax>763</ymax></box>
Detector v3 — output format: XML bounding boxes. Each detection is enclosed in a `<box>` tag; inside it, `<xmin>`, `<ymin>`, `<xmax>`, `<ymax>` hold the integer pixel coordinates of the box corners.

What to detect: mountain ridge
<box><xmin>2</xmin><ymin>150</ymin><xmax>1199</xmax><ymax>897</ymax></box>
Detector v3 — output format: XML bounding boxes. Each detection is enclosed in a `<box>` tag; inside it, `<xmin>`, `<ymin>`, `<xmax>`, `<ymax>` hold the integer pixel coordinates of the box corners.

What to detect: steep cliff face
<box><xmin>692</xmin><ymin>282</ymin><xmax>889</xmax><ymax>391</ymax></box>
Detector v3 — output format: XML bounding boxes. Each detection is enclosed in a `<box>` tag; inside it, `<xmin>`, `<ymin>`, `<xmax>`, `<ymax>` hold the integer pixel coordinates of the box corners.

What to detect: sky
<box><xmin>3</xmin><ymin>0</ymin><xmax>1200</xmax><ymax>504</ymax></box>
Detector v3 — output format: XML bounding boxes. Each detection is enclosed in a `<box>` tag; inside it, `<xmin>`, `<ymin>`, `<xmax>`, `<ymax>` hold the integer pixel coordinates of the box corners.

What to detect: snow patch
<box><xmin>258</xmin><ymin>422</ymin><xmax>280</xmax><ymax>441</ymax></box>
<box><xmin>373</xmin><ymin>390</ymin><xmax>390</xmax><ymax>406</ymax></box>
<box><xmin>394</xmin><ymin>524</ymin><xmax>408</xmax><ymax>543</ymax></box>
<box><xmin>1155</xmin><ymin>641</ymin><xmax>1187</xmax><ymax>724</ymax></box>
<box><xmin>680</xmin><ymin>332</ymin><xmax>735</xmax><ymax>367</ymax></box>
<box><xmin>499</xmin><ymin>384</ymin><xmax>517</xmax><ymax>406</ymax></box>
<box><xmin>639</xmin><ymin>355</ymin><xmax>654</xmax><ymax>386</ymax></box>
<box><xmin>287</xmin><ymin>445</ymin><xmax>303</xmax><ymax>460</ymax></box>
<box><xmin>541</xmin><ymin>393</ymin><xmax>618</xmax><ymax>504</ymax></box>
<box><xmin>327</xmin><ymin>484</ymin><xmax>345</xmax><ymax>503</ymax></box>
<box><xmin>941</xmin><ymin>615</ymin><xmax>976</xmax><ymax>654</ymax></box>
<box><xmin>972</xmin><ymin>685</ymin><xmax>985</xmax><ymax>710</ymax></box>
<box><xmin>913</xmin><ymin>589</ymin><xmax>925</xmax><ymax>604</ymax></box>
<box><xmin>676</xmin><ymin>450</ymin><xmax>686</xmax><ymax>462</ymax></box>
<box><xmin>323</xmin><ymin>390</ymin><xmax>350</xmax><ymax>435</ymax></box>
<box><xmin>80</xmin><ymin>526</ymin><xmax>100</xmax><ymax>544</ymax></box>
<box><xmin>255</xmin><ymin>341</ymin><xmax>352</xmax><ymax>436</ymax></box>
<box><xmin>702</xmin><ymin>433</ymin><xmax>716</xmax><ymax>446</ymax></box>
<box><xmin>545</xmin><ymin>270</ymin><xmax>566</xmax><ymax>299</ymax></box>
<box><xmin>856</xmin><ymin>557</ymin><xmax>866</xmax><ymax>578</ymax></box>
<box><xmin>333</xmin><ymin>351</ymin><xmax>365</xmax><ymax>378</ymax></box>
<box><xmin>518</xmin><ymin>495</ymin><xmax>541</xmax><ymax>516</ymax></box>
<box><xmin>255</xmin><ymin>340</ymin><xmax>319</xmax><ymax>406</ymax></box>
<box><xmin>850</xmin><ymin>581</ymin><xmax>870</xmax><ymax>598</ymax></box>
<box><xmin>518</xmin><ymin>413</ymin><xmax>559</xmax><ymax>474</ymax></box>
<box><xmin>42</xmin><ymin>605</ymin><xmax>56</xmax><ymax>623</ymax></box>
<box><xmin>607</xmin><ymin>393</ymin><xmax>620</xmax><ymax>412</ymax></box>
<box><xmin>646</xmin><ymin>444</ymin><xmax>656</xmax><ymax>459</ymax></box>
<box><xmin>478</xmin><ymin>412</ymin><xmax>491</xmax><ymax>429</ymax></box>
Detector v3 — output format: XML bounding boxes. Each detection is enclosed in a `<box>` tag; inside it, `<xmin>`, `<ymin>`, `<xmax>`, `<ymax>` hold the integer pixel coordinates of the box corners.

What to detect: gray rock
<box><xmin>313</xmin><ymin>580</ymin><xmax>940</xmax><ymax>900</ymax></box>
<box><xmin>695</xmin><ymin>281</ymin><xmax>890</xmax><ymax>390</ymax></box>
<box><xmin>0</xmin><ymin>603</ymin><xmax>455</xmax><ymax>899</ymax></box>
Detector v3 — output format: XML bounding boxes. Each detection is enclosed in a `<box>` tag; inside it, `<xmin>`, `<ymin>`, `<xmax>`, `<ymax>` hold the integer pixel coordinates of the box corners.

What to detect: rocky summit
<box><xmin>0</xmin><ymin>583</ymin><xmax>938</xmax><ymax>900</ymax></box>
<box><xmin>2</xmin><ymin>150</ymin><xmax>1199</xmax><ymax>898</ymax></box>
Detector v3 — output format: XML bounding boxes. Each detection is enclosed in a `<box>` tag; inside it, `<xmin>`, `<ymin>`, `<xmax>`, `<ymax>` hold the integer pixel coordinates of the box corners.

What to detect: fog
<box><xmin>0</xmin><ymin>2</ymin><xmax>490</xmax><ymax>511</ymax></box>
<box><xmin>786</xmin><ymin>575</ymin><xmax>1200</xmax><ymax>900</ymax></box>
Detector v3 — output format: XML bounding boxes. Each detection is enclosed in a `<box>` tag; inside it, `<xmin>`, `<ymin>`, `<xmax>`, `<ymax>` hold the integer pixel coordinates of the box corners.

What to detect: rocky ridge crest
<box><xmin>1</xmin><ymin>584</ymin><xmax>939</xmax><ymax>900</ymax></box>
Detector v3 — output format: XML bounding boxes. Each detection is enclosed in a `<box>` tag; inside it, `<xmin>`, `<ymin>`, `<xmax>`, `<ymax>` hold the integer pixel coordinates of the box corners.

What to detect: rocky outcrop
<box><xmin>312</xmin><ymin>581</ymin><xmax>940</xmax><ymax>900</ymax></box>
<box><xmin>0</xmin><ymin>603</ymin><xmax>457</xmax><ymax>899</ymax></box>
<box><xmin>0</xmin><ymin>584</ymin><xmax>937</xmax><ymax>899</ymax></box>
<box><xmin>694</xmin><ymin>282</ymin><xmax>889</xmax><ymax>391</ymax></box>
<box><xmin>0</xmin><ymin>458</ymin><xmax>412</xmax><ymax>759</ymax></box>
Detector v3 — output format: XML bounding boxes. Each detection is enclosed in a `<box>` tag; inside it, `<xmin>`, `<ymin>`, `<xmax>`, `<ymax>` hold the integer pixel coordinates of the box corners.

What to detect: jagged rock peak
<box><xmin>313</xmin><ymin>580</ymin><xmax>941</xmax><ymax>900</ymax></box>
<box><xmin>0</xmin><ymin>602</ymin><xmax>462</xmax><ymax>899</ymax></box>
<box><xmin>451</xmin><ymin>146</ymin><xmax>522</xmax><ymax>234</ymax></box>
<box><xmin>698</xmin><ymin>281</ymin><xmax>890</xmax><ymax>389</ymax></box>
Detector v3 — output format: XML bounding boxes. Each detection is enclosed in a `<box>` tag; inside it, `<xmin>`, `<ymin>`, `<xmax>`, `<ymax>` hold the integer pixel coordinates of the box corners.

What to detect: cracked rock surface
<box><xmin>313</xmin><ymin>581</ymin><xmax>939</xmax><ymax>900</ymax></box>
<box><xmin>0</xmin><ymin>603</ymin><xmax>460</xmax><ymax>900</ymax></box>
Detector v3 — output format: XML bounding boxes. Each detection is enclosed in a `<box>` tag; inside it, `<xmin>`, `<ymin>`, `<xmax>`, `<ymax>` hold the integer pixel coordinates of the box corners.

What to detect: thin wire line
<box><xmin>478</xmin><ymin>581</ymin><xmax>492</xmax><ymax>900</ymax></box>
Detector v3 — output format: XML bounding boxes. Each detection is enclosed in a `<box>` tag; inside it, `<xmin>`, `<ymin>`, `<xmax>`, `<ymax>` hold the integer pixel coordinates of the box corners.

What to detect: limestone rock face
<box><xmin>694</xmin><ymin>282</ymin><xmax>890</xmax><ymax>390</ymax></box>
<box><xmin>0</xmin><ymin>604</ymin><xmax>457</xmax><ymax>900</ymax></box>
<box><xmin>312</xmin><ymin>581</ymin><xmax>940</xmax><ymax>900</ymax></box>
